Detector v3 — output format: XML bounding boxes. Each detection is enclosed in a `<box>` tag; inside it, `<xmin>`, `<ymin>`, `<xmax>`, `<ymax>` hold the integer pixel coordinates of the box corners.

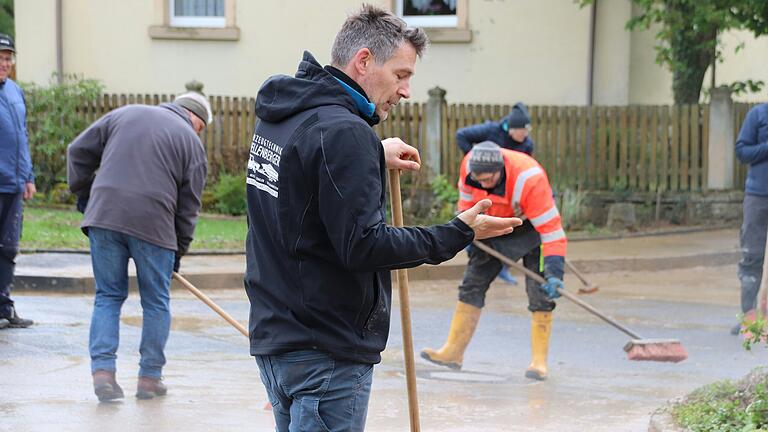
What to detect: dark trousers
<box><xmin>738</xmin><ymin>194</ymin><xmax>768</xmax><ymax>313</ymax></box>
<box><xmin>458</xmin><ymin>221</ymin><xmax>555</xmax><ymax>312</ymax></box>
<box><xmin>0</xmin><ymin>192</ymin><xmax>23</xmax><ymax>318</ymax></box>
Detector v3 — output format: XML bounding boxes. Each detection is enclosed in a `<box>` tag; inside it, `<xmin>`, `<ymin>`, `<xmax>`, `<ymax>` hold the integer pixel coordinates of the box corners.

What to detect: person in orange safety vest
<box><xmin>421</xmin><ymin>141</ymin><xmax>567</xmax><ymax>380</ymax></box>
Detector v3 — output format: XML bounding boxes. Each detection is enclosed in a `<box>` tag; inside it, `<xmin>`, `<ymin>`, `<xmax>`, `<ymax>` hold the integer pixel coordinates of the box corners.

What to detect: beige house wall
<box><xmin>15</xmin><ymin>0</ymin><xmax>594</xmax><ymax>104</ymax></box>
<box><xmin>14</xmin><ymin>0</ymin><xmax>768</xmax><ymax>104</ymax></box>
<box><xmin>15</xmin><ymin>0</ymin><xmax>58</xmax><ymax>86</ymax></box>
<box><xmin>592</xmin><ymin>0</ymin><xmax>631</xmax><ymax>105</ymax></box>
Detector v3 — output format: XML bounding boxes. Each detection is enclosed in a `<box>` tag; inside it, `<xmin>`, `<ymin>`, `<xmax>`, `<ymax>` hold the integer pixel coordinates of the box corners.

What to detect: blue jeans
<box><xmin>0</xmin><ymin>192</ymin><xmax>22</xmax><ymax>318</ymax></box>
<box><xmin>256</xmin><ymin>350</ymin><xmax>374</xmax><ymax>432</ymax></box>
<box><xmin>88</xmin><ymin>227</ymin><xmax>174</xmax><ymax>379</ymax></box>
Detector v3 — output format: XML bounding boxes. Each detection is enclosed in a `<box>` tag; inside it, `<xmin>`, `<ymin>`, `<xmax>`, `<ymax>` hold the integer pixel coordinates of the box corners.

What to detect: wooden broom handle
<box><xmin>388</xmin><ymin>169</ymin><xmax>421</xmax><ymax>432</ymax></box>
<box><xmin>173</xmin><ymin>272</ymin><xmax>249</xmax><ymax>338</ymax></box>
<box><xmin>471</xmin><ymin>241</ymin><xmax>643</xmax><ymax>340</ymax></box>
<box><xmin>565</xmin><ymin>258</ymin><xmax>599</xmax><ymax>293</ymax></box>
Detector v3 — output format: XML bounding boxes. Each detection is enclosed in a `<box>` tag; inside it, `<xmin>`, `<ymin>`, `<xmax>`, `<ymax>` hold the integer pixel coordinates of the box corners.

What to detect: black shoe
<box><xmin>0</xmin><ymin>318</ymin><xmax>8</xmax><ymax>329</ymax></box>
<box><xmin>7</xmin><ymin>308</ymin><xmax>33</xmax><ymax>328</ymax></box>
<box><xmin>730</xmin><ymin>322</ymin><xmax>742</xmax><ymax>335</ymax></box>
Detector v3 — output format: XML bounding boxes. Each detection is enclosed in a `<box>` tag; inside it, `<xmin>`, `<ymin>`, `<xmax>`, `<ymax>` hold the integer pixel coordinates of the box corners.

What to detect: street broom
<box><xmin>472</xmin><ymin>241</ymin><xmax>688</xmax><ymax>363</ymax></box>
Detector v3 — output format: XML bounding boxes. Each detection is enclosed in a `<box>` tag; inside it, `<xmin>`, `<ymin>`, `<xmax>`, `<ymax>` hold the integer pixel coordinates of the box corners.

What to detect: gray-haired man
<box><xmin>245</xmin><ymin>4</ymin><xmax>521</xmax><ymax>431</ymax></box>
<box><xmin>67</xmin><ymin>92</ymin><xmax>210</xmax><ymax>402</ymax></box>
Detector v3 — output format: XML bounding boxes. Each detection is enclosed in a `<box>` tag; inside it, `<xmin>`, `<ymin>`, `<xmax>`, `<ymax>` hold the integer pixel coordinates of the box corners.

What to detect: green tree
<box><xmin>0</xmin><ymin>0</ymin><xmax>12</xmax><ymax>38</ymax></box>
<box><xmin>581</xmin><ymin>0</ymin><xmax>768</xmax><ymax>104</ymax></box>
<box><xmin>22</xmin><ymin>74</ymin><xmax>103</xmax><ymax>193</ymax></box>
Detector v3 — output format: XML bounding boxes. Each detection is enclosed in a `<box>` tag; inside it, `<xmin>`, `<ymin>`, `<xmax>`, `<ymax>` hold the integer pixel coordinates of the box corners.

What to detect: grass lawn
<box><xmin>20</xmin><ymin>207</ymin><xmax>247</xmax><ymax>251</ymax></box>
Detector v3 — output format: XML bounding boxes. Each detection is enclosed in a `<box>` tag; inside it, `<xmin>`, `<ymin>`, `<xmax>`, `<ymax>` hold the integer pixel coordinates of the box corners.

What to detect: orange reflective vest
<box><xmin>457</xmin><ymin>149</ymin><xmax>567</xmax><ymax>257</ymax></box>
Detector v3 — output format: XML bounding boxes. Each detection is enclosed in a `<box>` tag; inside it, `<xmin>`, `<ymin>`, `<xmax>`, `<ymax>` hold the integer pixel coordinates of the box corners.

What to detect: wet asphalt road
<box><xmin>1</xmin><ymin>263</ymin><xmax>765</xmax><ymax>432</ymax></box>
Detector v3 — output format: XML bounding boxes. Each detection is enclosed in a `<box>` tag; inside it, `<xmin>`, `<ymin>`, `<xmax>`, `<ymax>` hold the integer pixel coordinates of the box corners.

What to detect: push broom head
<box><xmin>623</xmin><ymin>339</ymin><xmax>688</xmax><ymax>363</ymax></box>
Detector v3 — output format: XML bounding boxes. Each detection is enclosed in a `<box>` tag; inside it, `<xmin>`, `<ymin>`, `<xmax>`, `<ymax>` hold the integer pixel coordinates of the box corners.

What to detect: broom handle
<box><xmin>472</xmin><ymin>241</ymin><xmax>643</xmax><ymax>340</ymax></box>
<box><xmin>565</xmin><ymin>258</ymin><xmax>598</xmax><ymax>290</ymax></box>
<box><xmin>173</xmin><ymin>272</ymin><xmax>249</xmax><ymax>338</ymax></box>
<box><xmin>389</xmin><ymin>169</ymin><xmax>421</xmax><ymax>432</ymax></box>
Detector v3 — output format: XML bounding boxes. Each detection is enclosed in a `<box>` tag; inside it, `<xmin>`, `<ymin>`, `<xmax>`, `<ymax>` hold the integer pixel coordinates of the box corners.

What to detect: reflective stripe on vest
<box><xmin>512</xmin><ymin>166</ymin><xmax>542</xmax><ymax>215</ymax></box>
<box><xmin>529</xmin><ymin>206</ymin><xmax>560</xmax><ymax>227</ymax></box>
<box><xmin>540</xmin><ymin>228</ymin><xmax>566</xmax><ymax>243</ymax></box>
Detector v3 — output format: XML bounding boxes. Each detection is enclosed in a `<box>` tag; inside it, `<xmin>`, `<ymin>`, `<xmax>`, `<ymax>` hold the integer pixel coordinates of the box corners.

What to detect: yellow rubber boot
<box><xmin>525</xmin><ymin>311</ymin><xmax>553</xmax><ymax>381</ymax></box>
<box><xmin>420</xmin><ymin>302</ymin><xmax>481</xmax><ymax>370</ymax></box>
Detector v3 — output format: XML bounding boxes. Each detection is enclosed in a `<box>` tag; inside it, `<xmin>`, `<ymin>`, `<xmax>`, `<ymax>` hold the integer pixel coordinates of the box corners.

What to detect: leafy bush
<box><xmin>430</xmin><ymin>174</ymin><xmax>459</xmax><ymax>222</ymax></box>
<box><xmin>211</xmin><ymin>172</ymin><xmax>247</xmax><ymax>216</ymax></box>
<box><xmin>559</xmin><ymin>188</ymin><xmax>587</xmax><ymax>229</ymax></box>
<box><xmin>673</xmin><ymin>371</ymin><xmax>768</xmax><ymax>432</ymax></box>
<box><xmin>22</xmin><ymin>74</ymin><xmax>103</xmax><ymax>193</ymax></box>
<box><xmin>743</xmin><ymin>315</ymin><xmax>768</xmax><ymax>352</ymax></box>
<box><xmin>46</xmin><ymin>182</ymin><xmax>75</xmax><ymax>205</ymax></box>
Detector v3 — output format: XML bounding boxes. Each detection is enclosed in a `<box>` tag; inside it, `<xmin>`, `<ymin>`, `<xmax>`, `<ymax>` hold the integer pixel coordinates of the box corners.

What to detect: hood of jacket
<box><xmin>255</xmin><ymin>51</ymin><xmax>373</xmax><ymax>125</ymax></box>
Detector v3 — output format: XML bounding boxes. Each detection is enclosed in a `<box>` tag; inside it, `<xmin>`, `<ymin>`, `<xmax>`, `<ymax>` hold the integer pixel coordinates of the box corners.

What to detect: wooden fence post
<box><xmin>425</xmin><ymin>86</ymin><xmax>446</xmax><ymax>181</ymax></box>
<box><xmin>707</xmin><ymin>86</ymin><xmax>734</xmax><ymax>190</ymax></box>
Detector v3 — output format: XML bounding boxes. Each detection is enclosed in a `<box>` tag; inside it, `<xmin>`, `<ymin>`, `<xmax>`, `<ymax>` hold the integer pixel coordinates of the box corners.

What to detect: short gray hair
<box><xmin>331</xmin><ymin>4</ymin><xmax>428</xmax><ymax>67</ymax></box>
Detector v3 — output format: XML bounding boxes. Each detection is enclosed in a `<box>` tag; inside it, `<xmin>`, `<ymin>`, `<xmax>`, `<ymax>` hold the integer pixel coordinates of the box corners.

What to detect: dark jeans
<box><xmin>738</xmin><ymin>194</ymin><xmax>768</xmax><ymax>313</ymax></box>
<box><xmin>0</xmin><ymin>192</ymin><xmax>22</xmax><ymax>318</ymax></box>
<box><xmin>256</xmin><ymin>350</ymin><xmax>373</xmax><ymax>432</ymax></box>
<box><xmin>88</xmin><ymin>227</ymin><xmax>175</xmax><ymax>378</ymax></box>
<box><xmin>459</xmin><ymin>222</ymin><xmax>555</xmax><ymax>312</ymax></box>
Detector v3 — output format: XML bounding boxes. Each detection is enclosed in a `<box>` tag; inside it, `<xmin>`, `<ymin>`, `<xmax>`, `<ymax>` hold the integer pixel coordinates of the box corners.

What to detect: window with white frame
<box><xmin>396</xmin><ymin>0</ymin><xmax>458</xmax><ymax>28</ymax></box>
<box><xmin>170</xmin><ymin>0</ymin><xmax>225</xmax><ymax>28</ymax></box>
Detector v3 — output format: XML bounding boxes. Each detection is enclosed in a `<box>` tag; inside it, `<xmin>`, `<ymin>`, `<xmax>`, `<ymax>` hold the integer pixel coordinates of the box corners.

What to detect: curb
<box><xmin>18</xmin><ymin>224</ymin><xmax>737</xmax><ymax>256</ymax></box>
<box><xmin>11</xmin><ymin>250</ymin><xmax>739</xmax><ymax>294</ymax></box>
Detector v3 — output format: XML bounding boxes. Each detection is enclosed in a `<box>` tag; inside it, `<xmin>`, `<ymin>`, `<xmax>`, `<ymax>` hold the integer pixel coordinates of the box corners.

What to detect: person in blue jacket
<box><xmin>0</xmin><ymin>33</ymin><xmax>35</xmax><ymax>330</ymax></box>
<box><xmin>456</xmin><ymin>102</ymin><xmax>535</xmax><ymax>285</ymax></box>
<box><xmin>456</xmin><ymin>102</ymin><xmax>535</xmax><ymax>155</ymax></box>
<box><xmin>734</xmin><ymin>103</ymin><xmax>768</xmax><ymax>334</ymax></box>
<box><xmin>244</xmin><ymin>5</ymin><xmax>521</xmax><ymax>431</ymax></box>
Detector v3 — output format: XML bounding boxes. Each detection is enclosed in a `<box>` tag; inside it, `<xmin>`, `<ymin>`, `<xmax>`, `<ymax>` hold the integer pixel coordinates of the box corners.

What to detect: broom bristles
<box><xmin>623</xmin><ymin>339</ymin><xmax>688</xmax><ymax>363</ymax></box>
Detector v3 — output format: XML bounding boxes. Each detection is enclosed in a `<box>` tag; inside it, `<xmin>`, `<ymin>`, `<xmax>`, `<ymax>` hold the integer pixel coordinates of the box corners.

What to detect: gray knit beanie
<box><xmin>174</xmin><ymin>92</ymin><xmax>213</xmax><ymax>125</ymax></box>
<box><xmin>469</xmin><ymin>141</ymin><xmax>504</xmax><ymax>174</ymax></box>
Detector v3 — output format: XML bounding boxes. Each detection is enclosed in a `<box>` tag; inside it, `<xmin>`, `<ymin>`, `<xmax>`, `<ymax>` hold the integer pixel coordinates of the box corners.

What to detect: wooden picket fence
<box><xmin>76</xmin><ymin>93</ymin><xmax>256</xmax><ymax>178</ymax></box>
<box><xmin>72</xmin><ymin>94</ymin><xmax>757</xmax><ymax>192</ymax></box>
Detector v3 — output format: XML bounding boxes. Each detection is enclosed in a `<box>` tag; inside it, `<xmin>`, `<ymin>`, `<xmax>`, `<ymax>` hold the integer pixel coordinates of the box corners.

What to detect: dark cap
<box><xmin>0</xmin><ymin>33</ymin><xmax>15</xmax><ymax>53</ymax></box>
<box><xmin>469</xmin><ymin>141</ymin><xmax>504</xmax><ymax>174</ymax></box>
<box><xmin>504</xmin><ymin>102</ymin><xmax>530</xmax><ymax>129</ymax></box>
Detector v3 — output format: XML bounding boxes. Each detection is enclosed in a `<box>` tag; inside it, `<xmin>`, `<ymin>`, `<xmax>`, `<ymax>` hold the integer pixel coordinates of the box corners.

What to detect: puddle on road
<box><xmin>412</xmin><ymin>369</ymin><xmax>508</xmax><ymax>383</ymax></box>
<box><xmin>122</xmin><ymin>316</ymin><xmax>220</xmax><ymax>332</ymax></box>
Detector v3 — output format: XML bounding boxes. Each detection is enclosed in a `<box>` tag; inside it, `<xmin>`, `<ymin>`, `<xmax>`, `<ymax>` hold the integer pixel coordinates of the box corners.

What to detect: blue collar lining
<box><xmin>333</xmin><ymin>77</ymin><xmax>375</xmax><ymax>119</ymax></box>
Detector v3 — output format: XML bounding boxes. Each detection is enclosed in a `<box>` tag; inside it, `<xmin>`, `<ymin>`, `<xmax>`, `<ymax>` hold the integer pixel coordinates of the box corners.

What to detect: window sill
<box><xmin>424</xmin><ymin>28</ymin><xmax>472</xmax><ymax>43</ymax></box>
<box><xmin>148</xmin><ymin>25</ymin><xmax>240</xmax><ymax>41</ymax></box>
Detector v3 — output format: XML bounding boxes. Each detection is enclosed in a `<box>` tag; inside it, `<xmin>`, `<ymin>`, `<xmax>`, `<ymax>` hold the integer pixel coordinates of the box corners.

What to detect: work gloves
<box><xmin>541</xmin><ymin>255</ymin><xmax>565</xmax><ymax>300</ymax></box>
<box><xmin>173</xmin><ymin>254</ymin><xmax>181</xmax><ymax>273</ymax></box>
<box><xmin>541</xmin><ymin>277</ymin><xmax>563</xmax><ymax>299</ymax></box>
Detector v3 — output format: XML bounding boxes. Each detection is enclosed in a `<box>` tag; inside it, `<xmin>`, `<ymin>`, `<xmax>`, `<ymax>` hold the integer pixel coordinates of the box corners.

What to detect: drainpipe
<box><xmin>586</xmin><ymin>0</ymin><xmax>597</xmax><ymax>106</ymax></box>
<box><xmin>56</xmin><ymin>0</ymin><xmax>63</xmax><ymax>84</ymax></box>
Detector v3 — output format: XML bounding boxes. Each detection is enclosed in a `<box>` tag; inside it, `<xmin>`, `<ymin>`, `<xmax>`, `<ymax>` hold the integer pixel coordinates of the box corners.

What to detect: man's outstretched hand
<box><xmin>457</xmin><ymin>199</ymin><xmax>522</xmax><ymax>240</ymax></box>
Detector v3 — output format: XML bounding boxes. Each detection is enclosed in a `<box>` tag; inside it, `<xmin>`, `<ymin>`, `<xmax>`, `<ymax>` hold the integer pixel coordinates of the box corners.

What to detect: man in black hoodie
<box><xmin>245</xmin><ymin>5</ymin><xmax>522</xmax><ymax>431</ymax></box>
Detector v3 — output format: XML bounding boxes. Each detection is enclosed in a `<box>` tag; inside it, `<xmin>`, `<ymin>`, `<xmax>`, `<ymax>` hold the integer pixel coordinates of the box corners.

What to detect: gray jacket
<box><xmin>67</xmin><ymin>103</ymin><xmax>207</xmax><ymax>255</ymax></box>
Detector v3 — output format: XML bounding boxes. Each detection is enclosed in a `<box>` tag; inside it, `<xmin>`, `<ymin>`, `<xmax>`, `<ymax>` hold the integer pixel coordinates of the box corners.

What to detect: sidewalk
<box><xmin>12</xmin><ymin>228</ymin><xmax>740</xmax><ymax>293</ymax></box>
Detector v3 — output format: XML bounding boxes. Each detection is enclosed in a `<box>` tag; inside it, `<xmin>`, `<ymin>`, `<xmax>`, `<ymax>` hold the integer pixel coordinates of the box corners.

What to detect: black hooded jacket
<box><xmin>245</xmin><ymin>52</ymin><xmax>474</xmax><ymax>364</ymax></box>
